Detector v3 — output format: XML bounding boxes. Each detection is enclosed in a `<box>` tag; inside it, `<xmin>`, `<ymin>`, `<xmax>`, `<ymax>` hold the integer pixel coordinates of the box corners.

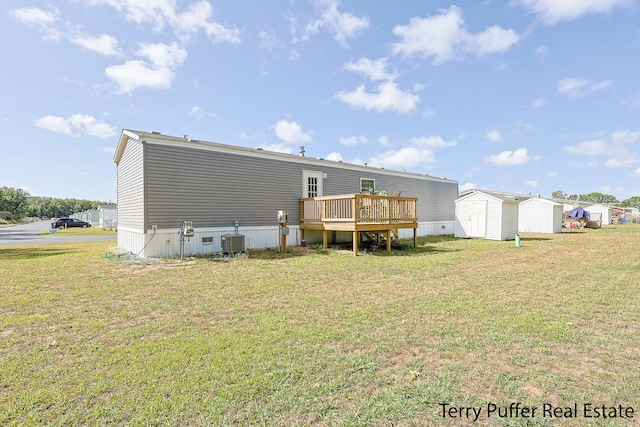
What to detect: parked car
<box><xmin>51</xmin><ymin>218</ymin><xmax>91</xmax><ymax>229</ymax></box>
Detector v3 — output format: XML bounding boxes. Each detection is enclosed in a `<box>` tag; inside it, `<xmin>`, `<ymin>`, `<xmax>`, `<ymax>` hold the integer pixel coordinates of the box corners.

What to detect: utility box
<box><xmin>221</xmin><ymin>234</ymin><xmax>245</xmax><ymax>254</ymax></box>
<box><xmin>181</xmin><ymin>220</ymin><xmax>194</xmax><ymax>238</ymax></box>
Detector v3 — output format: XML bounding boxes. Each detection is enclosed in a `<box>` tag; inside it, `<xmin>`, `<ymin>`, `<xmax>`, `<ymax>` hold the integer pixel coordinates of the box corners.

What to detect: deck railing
<box><xmin>300</xmin><ymin>193</ymin><xmax>417</xmax><ymax>225</ymax></box>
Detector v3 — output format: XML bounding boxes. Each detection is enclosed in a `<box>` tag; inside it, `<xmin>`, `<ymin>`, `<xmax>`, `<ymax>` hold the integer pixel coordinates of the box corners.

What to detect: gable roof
<box><xmin>456</xmin><ymin>189</ymin><xmax>528</xmax><ymax>203</ymax></box>
<box><xmin>114</xmin><ymin>129</ymin><xmax>458</xmax><ymax>185</ymax></box>
<box><xmin>520</xmin><ymin>197</ymin><xmax>562</xmax><ymax>207</ymax></box>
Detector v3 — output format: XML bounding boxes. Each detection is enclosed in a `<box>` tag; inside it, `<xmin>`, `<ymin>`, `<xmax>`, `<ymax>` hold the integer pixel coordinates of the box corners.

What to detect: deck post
<box><xmin>323</xmin><ymin>229</ymin><xmax>328</xmax><ymax>249</ymax></box>
<box><xmin>413</xmin><ymin>228</ymin><xmax>417</xmax><ymax>248</ymax></box>
<box><xmin>353</xmin><ymin>231</ymin><xmax>359</xmax><ymax>256</ymax></box>
<box><xmin>386</xmin><ymin>230</ymin><xmax>391</xmax><ymax>253</ymax></box>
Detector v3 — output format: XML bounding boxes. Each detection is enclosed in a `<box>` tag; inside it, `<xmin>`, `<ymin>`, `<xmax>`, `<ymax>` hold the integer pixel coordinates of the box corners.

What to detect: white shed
<box><xmin>518</xmin><ymin>197</ymin><xmax>562</xmax><ymax>233</ymax></box>
<box><xmin>455</xmin><ymin>190</ymin><xmax>520</xmax><ymax>240</ymax></box>
<box><xmin>585</xmin><ymin>204</ymin><xmax>613</xmax><ymax>225</ymax></box>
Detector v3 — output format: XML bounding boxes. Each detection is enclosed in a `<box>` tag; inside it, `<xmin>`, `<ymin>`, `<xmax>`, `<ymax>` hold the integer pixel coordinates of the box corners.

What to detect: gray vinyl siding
<box><xmin>116</xmin><ymin>138</ymin><xmax>145</xmax><ymax>230</ymax></box>
<box><xmin>144</xmin><ymin>142</ymin><xmax>457</xmax><ymax>229</ymax></box>
<box><xmin>145</xmin><ymin>144</ymin><xmax>303</xmax><ymax>229</ymax></box>
<box><xmin>322</xmin><ymin>168</ymin><xmax>456</xmax><ymax>221</ymax></box>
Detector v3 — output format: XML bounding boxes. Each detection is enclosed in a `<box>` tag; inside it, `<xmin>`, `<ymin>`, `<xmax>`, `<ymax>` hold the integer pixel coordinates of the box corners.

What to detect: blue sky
<box><xmin>2</xmin><ymin>0</ymin><xmax>639</xmax><ymax>203</ymax></box>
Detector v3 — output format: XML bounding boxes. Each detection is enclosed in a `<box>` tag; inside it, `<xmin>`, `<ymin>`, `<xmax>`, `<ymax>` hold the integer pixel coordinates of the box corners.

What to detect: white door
<box><xmin>302</xmin><ymin>170</ymin><xmax>324</xmax><ymax>198</ymax></box>
<box><xmin>470</xmin><ymin>200</ymin><xmax>487</xmax><ymax>237</ymax></box>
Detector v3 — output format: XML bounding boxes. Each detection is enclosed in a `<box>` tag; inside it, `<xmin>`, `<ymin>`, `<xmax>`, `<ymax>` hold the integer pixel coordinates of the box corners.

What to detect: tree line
<box><xmin>551</xmin><ymin>190</ymin><xmax>640</xmax><ymax>207</ymax></box>
<box><xmin>0</xmin><ymin>186</ymin><xmax>112</xmax><ymax>221</ymax></box>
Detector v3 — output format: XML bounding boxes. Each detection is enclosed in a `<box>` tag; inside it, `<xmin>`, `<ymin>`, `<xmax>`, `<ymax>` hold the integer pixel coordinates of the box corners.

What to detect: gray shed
<box><xmin>455</xmin><ymin>190</ymin><xmax>519</xmax><ymax>240</ymax></box>
<box><xmin>113</xmin><ymin>129</ymin><xmax>459</xmax><ymax>257</ymax></box>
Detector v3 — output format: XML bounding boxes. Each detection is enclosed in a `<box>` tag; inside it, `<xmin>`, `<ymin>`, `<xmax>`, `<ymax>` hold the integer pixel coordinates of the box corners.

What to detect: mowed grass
<box><xmin>42</xmin><ymin>227</ymin><xmax>117</xmax><ymax>236</ymax></box>
<box><xmin>1</xmin><ymin>226</ymin><xmax>639</xmax><ymax>426</ymax></box>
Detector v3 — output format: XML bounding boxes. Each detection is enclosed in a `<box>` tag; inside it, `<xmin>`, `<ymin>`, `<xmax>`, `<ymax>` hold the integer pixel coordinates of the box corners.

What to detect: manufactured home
<box><xmin>455</xmin><ymin>190</ymin><xmax>520</xmax><ymax>240</ymax></box>
<box><xmin>518</xmin><ymin>197</ymin><xmax>562</xmax><ymax>234</ymax></box>
<box><xmin>98</xmin><ymin>205</ymin><xmax>117</xmax><ymax>228</ymax></box>
<box><xmin>113</xmin><ymin>129</ymin><xmax>458</xmax><ymax>257</ymax></box>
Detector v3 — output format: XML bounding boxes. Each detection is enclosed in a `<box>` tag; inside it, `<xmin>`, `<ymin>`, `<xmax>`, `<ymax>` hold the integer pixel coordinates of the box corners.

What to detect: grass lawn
<box><xmin>1</xmin><ymin>225</ymin><xmax>639</xmax><ymax>426</ymax></box>
<box><xmin>42</xmin><ymin>227</ymin><xmax>117</xmax><ymax>236</ymax></box>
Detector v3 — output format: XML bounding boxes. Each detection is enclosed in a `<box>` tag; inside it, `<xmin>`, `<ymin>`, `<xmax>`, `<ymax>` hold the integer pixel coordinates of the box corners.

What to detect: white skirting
<box><xmin>117</xmin><ymin>221</ymin><xmax>454</xmax><ymax>258</ymax></box>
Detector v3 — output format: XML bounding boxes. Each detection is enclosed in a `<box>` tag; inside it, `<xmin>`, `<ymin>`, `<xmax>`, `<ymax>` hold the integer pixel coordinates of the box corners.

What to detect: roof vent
<box><xmin>151</xmin><ymin>131</ymin><xmax>161</xmax><ymax>135</ymax></box>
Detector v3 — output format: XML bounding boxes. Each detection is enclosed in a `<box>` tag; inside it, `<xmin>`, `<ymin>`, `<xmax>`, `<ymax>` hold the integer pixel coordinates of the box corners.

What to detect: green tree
<box><xmin>620</xmin><ymin>196</ymin><xmax>640</xmax><ymax>208</ymax></box>
<box><xmin>580</xmin><ymin>192</ymin><xmax>618</xmax><ymax>204</ymax></box>
<box><xmin>551</xmin><ymin>190</ymin><xmax>568</xmax><ymax>199</ymax></box>
<box><xmin>0</xmin><ymin>186</ymin><xmax>30</xmax><ymax>219</ymax></box>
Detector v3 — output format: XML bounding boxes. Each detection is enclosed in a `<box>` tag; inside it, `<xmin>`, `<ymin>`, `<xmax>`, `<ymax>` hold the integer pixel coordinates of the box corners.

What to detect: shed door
<box><xmin>470</xmin><ymin>200</ymin><xmax>487</xmax><ymax>237</ymax></box>
<box><xmin>302</xmin><ymin>170</ymin><xmax>324</xmax><ymax>198</ymax></box>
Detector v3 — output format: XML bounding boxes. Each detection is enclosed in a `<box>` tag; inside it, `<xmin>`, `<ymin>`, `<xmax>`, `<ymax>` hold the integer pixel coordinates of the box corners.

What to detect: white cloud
<box><xmin>71</xmin><ymin>34</ymin><xmax>119</xmax><ymax>56</ymax></box>
<box><xmin>34</xmin><ymin>114</ymin><xmax>116</xmax><ymax>139</ymax></box>
<box><xmin>485</xmin><ymin>148</ymin><xmax>541</xmax><ymax>166</ymax></box>
<box><xmin>343</xmin><ymin>58</ymin><xmax>396</xmax><ymax>81</ymax></box>
<box><xmin>565</xmin><ymin>130</ymin><xmax>640</xmax><ymax>168</ymax></box>
<box><xmin>422</xmin><ymin>107</ymin><xmax>436</xmax><ymax>119</ymax></box>
<box><xmin>605</xmin><ymin>158</ymin><xmax>639</xmax><ymax>168</ymax></box>
<box><xmin>407</xmin><ymin>136</ymin><xmax>457</xmax><ymax>149</ymax></box>
<box><xmin>105</xmin><ymin>42</ymin><xmax>187</xmax><ymax>93</ymax></box>
<box><xmin>611</xmin><ymin>130</ymin><xmax>640</xmax><ymax>145</ymax></box>
<box><xmin>305</xmin><ymin>0</ymin><xmax>370</xmax><ymax>47</ymax></box>
<box><xmin>369</xmin><ymin>147</ymin><xmax>436</xmax><ymax>169</ymax></box>
<box><xmin>87</xmin><ymin>0</ymin><xmax>240</xmax><ymax>44</ymax></box>
<box><xmin>273</xmin><ymin>120</ymin><xmax>312</xmax><ymax>143</ymax></box>
<box><xmin>525</xmin><ymin>179</ymin><xmax>539</xmax><ymax>187</ymax></box>
<box><xmin>536</xmin><ymin>45</ymin><xmax>548</xmax><ymax>56</ymax></box>
<box><xmin>256</xmin><ymin>142</ymin><xmax>293</xmax><ymax>154</ymax></box>
<box><xmin>545</xmin><ymin>172</ymin><xmax>559</xmax><ymax>178</ymax></box>
<box><xmin>326</xmin><ymin>152</ymin><xmax>343</xmax><ymax>162</ymax></box>
<box><xmin>557</xmin><ymin>77</ymin><xmax>612</xmax><ymax>97</ymax></box>
<box><xmin>137</xmin><ymin>41</ymin><xmax>188</xmax><ymax>69</ymax></box>
<box><xmin>98</xmin><ymin>146</ymin><xmax>117</xmax><ymax>154</ymax></box>
<box><xmin>633</xmin><ymin>168</ymin><xmax>640</xmax><ymax>178</ymax></box>
<box><xmin>486</xmin><ymin>130</ymin><xmax>503</xmax><ymax>142</ymax></box>
<box><xmin>171</xmin><ymin>1</ymin><xmax>240</xmax><ymax>44</ymax></box>
<box><xmin>530</xmin><ymin>97</ymin><xmax>545</xmax><ymax>108</ymax></box>
<box><xmin>10</xmin><ymin>6</ymin><xmax>61</xmax><ymax>40</ymax></box>
<box><xmin>391</xmin><ymin>6</ymin><xmax>519</xmax><ymax>64</ymax></box>
<box><xmin>368</xmin><ymin>135</ymin><xmax>456</xmax><ymax>169</ymax></box>
<box><xmin>189</xmin><ymin>106</ymin><xmax>218</xmax><ymax>119</ymax></box>
<box><xmin>105</xmin><ymin>60</ymin><xmax>175</xmax><ymax>93</ymax></box>
<box><xmin>335</xmin><ymin>81</ymin><xmax>419</xmax><ymax>114</ymax></box>
<box><xmin>258</xmin><ymin>29</ymin><xmax>281</xmax><ymax>51</ymax></box>
<box><xmin>339</xmin><ymin>136</ymin><xmax>367</xmax><ymax>146</ymax></box>
<box><xmin>516</xmin><ymin>0</ymin><xmax>632</xmax><ymax>25</ymax></box>
<box><xmin>378</xmin><ymin>135</ymin><xmax>392</xmax><ymax>148</ymax></box>
<box><xmin>569</xmin><ymin>161</ymin><xmax>600</xmax><ymax>168</ymax></box>
<box><xmin>564</xmin><ymin>139</ymin><xmax>611</xmax><ymax>156</ymax></box>
<box><xmin>459</xmin><ymin>182</ymin><xmax>476</xmax><ymax>192</ymax></box>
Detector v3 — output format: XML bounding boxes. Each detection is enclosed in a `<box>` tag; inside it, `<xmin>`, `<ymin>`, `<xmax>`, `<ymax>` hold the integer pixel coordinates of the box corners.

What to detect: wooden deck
<box><xmin>300</xmin><ymin>193</ymin><xmax>418</xmax><ymax>255</ymax></box>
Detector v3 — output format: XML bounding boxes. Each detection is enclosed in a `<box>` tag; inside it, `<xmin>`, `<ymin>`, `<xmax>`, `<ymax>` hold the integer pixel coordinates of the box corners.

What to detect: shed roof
<box><xmin>520</xmin><ymin>197</ymin><xmax>562</xmax><ymax>207</ymax></box>
<box><xmin>456</xmin><ymin>189</ymin><xmax>527</xmax><ymax>203</ymax></box>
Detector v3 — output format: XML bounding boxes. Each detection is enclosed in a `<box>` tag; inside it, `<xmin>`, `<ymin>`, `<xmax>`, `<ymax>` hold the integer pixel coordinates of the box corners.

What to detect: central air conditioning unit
<box><xmin>221</xmin><ymin>234</ymin><xmax>245</xmax><ymax>254</ymax></box>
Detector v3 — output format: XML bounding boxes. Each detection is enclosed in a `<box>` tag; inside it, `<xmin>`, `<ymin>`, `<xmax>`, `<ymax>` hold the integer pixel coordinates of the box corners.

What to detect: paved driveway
<box><xmin>0</xmin><ymin>221</ymin><xmax>116</xmax><ymax>246</ymax></box>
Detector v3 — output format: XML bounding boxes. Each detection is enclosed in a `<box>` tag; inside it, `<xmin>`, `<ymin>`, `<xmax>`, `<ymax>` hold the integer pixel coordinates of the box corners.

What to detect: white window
<box><xmin>360</xmin><ymin>178</ymin><xmax>375</xmax><ymax>193</ymax></box>
<box><xmin>302</xmin><ymin>170</ymin><xmax>324</xmax><ymax>198</ymax></box>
